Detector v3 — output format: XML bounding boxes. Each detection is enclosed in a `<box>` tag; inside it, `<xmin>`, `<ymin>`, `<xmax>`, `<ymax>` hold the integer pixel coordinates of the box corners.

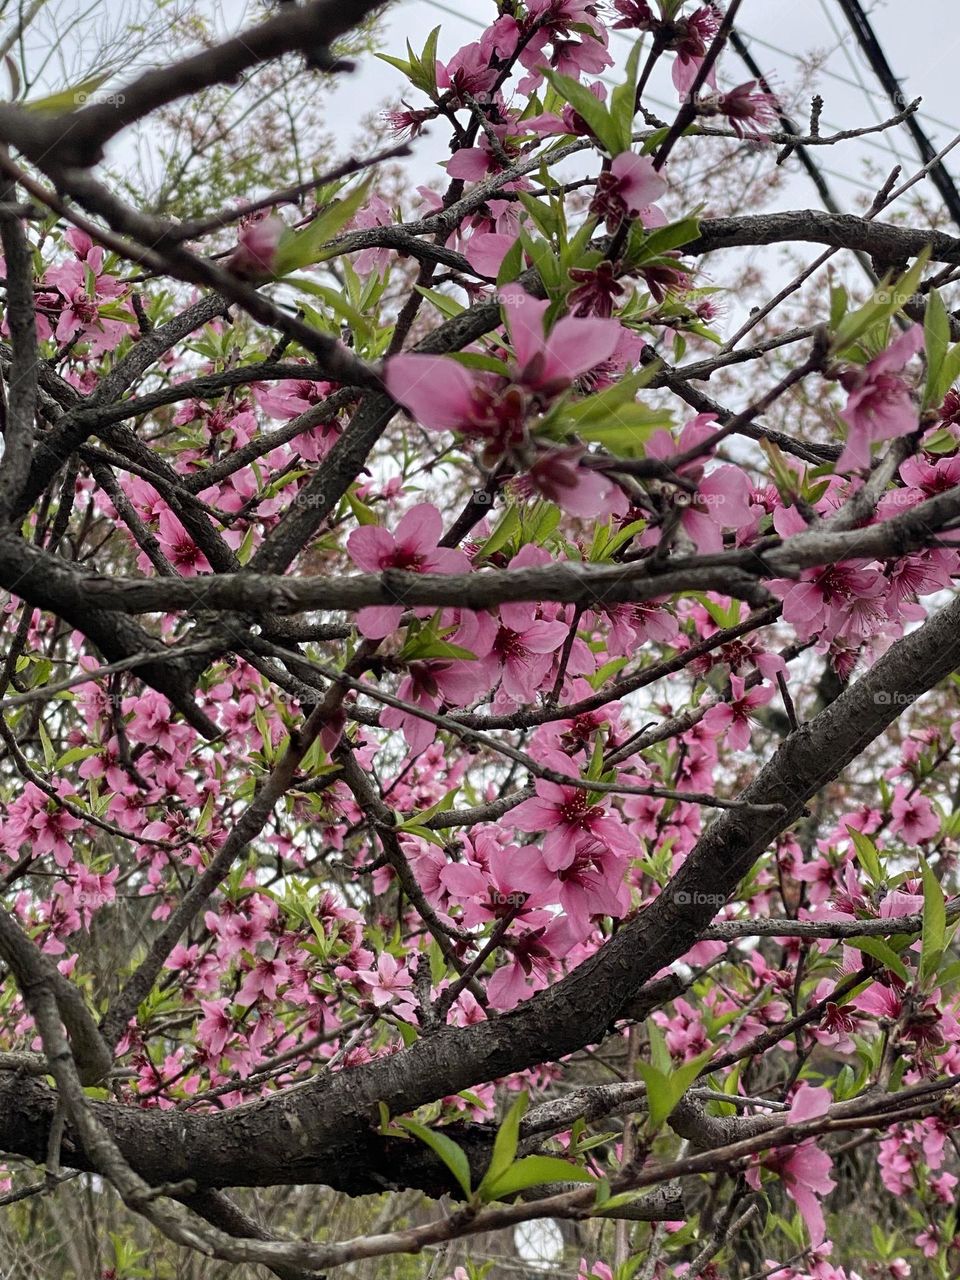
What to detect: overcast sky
<box><xmin>13</xmin><ymin>0</ymin><xmax>959</xmax><ymax>326</ymax></box>
<box><xmin>318</xmin><ymin>0</ymin><xmax>960</xmax><ymax>215</ymax></box>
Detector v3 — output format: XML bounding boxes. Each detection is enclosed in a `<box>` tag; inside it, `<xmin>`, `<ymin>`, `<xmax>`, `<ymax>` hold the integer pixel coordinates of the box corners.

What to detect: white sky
<box><xmin>321</xmin><ymin>0</ymin><xmax>960</xmax><ymax>213</ymax></box>
<box><xmin>13</xmin><ymin>0</ymin><xmax>960</xmax><ymax>324</ymax></box>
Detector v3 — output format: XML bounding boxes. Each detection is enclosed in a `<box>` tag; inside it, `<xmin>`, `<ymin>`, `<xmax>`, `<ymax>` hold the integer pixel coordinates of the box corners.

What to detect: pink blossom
<box><xmin>644</xmin><ymin>415</ymin><xmax>757</xmax><ymax>552</ymax></box>
<box><xmin>710</xmin><ymin>81</ymin><xmax>780</xmax><ymax>140</ymax></box>
<box><xmin>771</xmin><ymin>560</ymin><xmax>887</xmax><ymax>643</ymax></box>
<box><xmin>347</xmin><ymin>504</ymin><xmax>470</xmax><ymax>638</ymax></box>
<box><xmin>45</xmin><ymin>255</ymin><xmax>132</xmax><ymax>354</ymax></box>
<box><xmin>890</xmin><ymin>786</ymin><xmax>940</xmax><ymax>843</ymax></box>
<box><xmin>355</xmin><ymin>951</ymin><xmax>414</xmax><ymax>1007</ymax></box>
<box><xmin>702</xmin><ymin>676</ymin><xmax>776</xmax><ymax>751</ymax></box>
<box><xmin>197</xmin><ymin>999</ymin><xmax>234</xmax><ymax>1057</ymax></box>
<box><xmin>837</xmin><ymin>326</ymin><xmax>923</xmax><ymax>470</ymax></box>
<box><xmin>748</xmin><ymin>1084</ymin><xmax>835</xmax><ymax>1246</ymax></box>
<box><xmin>511</xmin><ymin>752</ymin><xmax>640</xmax><ymax>872</ymax></box>
<box><xmin>352</xmin><ymin>195</ymin><xmax>394</xmax><ymax>276</ymax></box>
<box><xmin>226</xmin><ymin>215</ymin><xmax>284</xmax><ymax>280</ymax></box>
<box><xmin>380</xmin><ymin>657</ymin><xmax>492</xmax><ymax>756</ymax></box>
<box><xmin>590</xmin><ymin>152</ymin><xmax>667</xmax><ymax>230</ymax></box>
<box><xmin>503</xmin><ymin>289</ymin><xmax>621</xmax><ymax>395</ymax></box>
<box><xmin>671</xmin><ymin>6</ymin><xmax>721</xmax><ymax>97</ymax></box>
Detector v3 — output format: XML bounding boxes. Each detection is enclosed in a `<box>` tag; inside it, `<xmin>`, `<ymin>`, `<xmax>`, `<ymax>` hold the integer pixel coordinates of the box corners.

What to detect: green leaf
<box><xmin>931</xmin><ymin>340</ymin><xmax>960</xmax><ymax>410</ymax></box>
<box><xmin>639</xmin><ymin>1042</ymin><xmax>711</xmax><ymax>1133</ymax></box>
<box><xmin>478</xmin><ymin>1093</ymin><xmax>527</xmax><ymax>1198</ymax></box>
<box><xmin>846</xmin><ymin>826</ymin><xmax>883</xmax><ymax>888</ymax></box>
<box><xmin>636</xmin><ymin>1064</ymin><xmax>672</xmax><ymax>1132</ymax></box>
<box><xmin>38</xmin><ymin>720</ymin><xmax>56</xmax><ymax>768</ymax></box>
<box><xmin>924</xmin><ymin>289</ymin><xmax>951</xmax><ymax>410</ymax></box>
<box><xmin>483</xmin><ymin>1154</ymin><xmax>595</xmax><ymax>1201</ymax></box>
<box><xmin>609</xmin><ymin>40</ymin><xmax>642</xmax><ymax>154</ymax></box>
<box><xmin>56</xmin><ymin>745</ymin><xmax>100</xmax><ymax>768</ymax></box>
<box><xmin>274</xmin><ymin>179</ymin><xmax>373</xmax><ymax>274</ymax></box>
<box><xmin>396</xmin><ymin>1020</ymin><xmax>418</xmax><ymax>1047</ymax></box>
<box><xmin>412</xmin><ymin>26</ymin><xmax>441</xmax><ymax>96</ymax></box>
<box><xmin>344</xmin><ymin>489</ymin><xmax>379</xmax><ymax>527</ymax></box>
<box><xmin>476</xmin><ymin>505</ymin><xmax>521</xmax><ymax>560</ymax></box>
<box><xmin>833</xmin><ymin>250</ymin><xmax>930</xmax><ymax>351</ymax></box>
<box><xmin>497</xmin><ymin>235</ymin><xmax>524</xmax><ymax>285</ymax></box>
<box><xmin>393</xmin><ymin>823</ymin><xmax>446</xmax><ymax>848</ymax></box>
<box><xmin>395</xmin><ymin>1118</ymin><xmax>473</xmax><ymax>1199</ymax></box>
<box><xmin>400</xmin><ymin>636</ymin><xmax>477</xmax><ymax>662</ymax></box>
<box><xmin>575</xmin><ymin>408</ymin><xmax>674</xmax><ymax>453</ymax></box>
<box><xmin>830</xmin><ymin>284</ymin><xmax>848</xmax><ymax>331</ymax></box>
<box><xmin>428</xmin><ymin>939</ymin><xmax>447</xmax><ymax>988</ymax></box>
<box><xmin>400</xmin><ymin>787</ymin><xmax>460</xmax><ymax>827</ymax></box>
<box><xmin>848</xmin><ymin>937</ymin><xmax>910</xmax><ymax>984</ymax></box>
<box><xmin>25</xmin><ymin>71</ymin><xmax>112</xmax><ymax>114</ymax></box>
<box><xmin>290</xmin><ymin>278</ymin><xmax>370</xmax><ymax>333</ymax></box>
<box><xmin>415</xmin><ymin>286</ymin><xmax>466</xmax><ymax>319</ymax></box>
<box><xmin>921</xmin><ymin>856</ymin><xmax>947</xmax><ymax>985</ymax></box>
<box><xmin>377</xmin><ymin>53</ymin><xmax>413</xmax><ymax>79</ymax></box>
<box><xmin>646</xmin><ymin>1019</ymin><xmax>671</xmax><ymax>1074</ymax></box>
<box><xmin>540</xmin><ymin>68</ymin><xmax>620</xmax><ymax>155</ymax></box>
<box><xmin>518</xmin><ymin>229</ymin><xmax>561</xmax><ymax>292</ymax></box>
<box><xmin>629</xmin><ymin>216</ymin><xmax>702</xmax><ymax>265</ymax></box>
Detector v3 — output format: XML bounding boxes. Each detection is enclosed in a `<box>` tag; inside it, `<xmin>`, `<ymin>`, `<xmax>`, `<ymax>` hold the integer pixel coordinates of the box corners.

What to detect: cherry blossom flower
<box><xmin>226</xmin><ymin>215</ymin><xmax>284</xmax><ymax>280</ymax></box>
<box><xmin>511</xmin><ymin>752</ymin><xmax>640</xmax><ymax>872</ymax></box>
<box><xmin>707</xmin><ymin>81</ymin><xmax>780</xmax><ymax>140</ymax></box>
<box><xmin>837</xmin><ymin>326</ymin><xmax>923</xmax><ymax>470</ymax></box>
<box><xmin>643</xmin><ymin>415</ymin><xmax>757</xmax><ymax>552</ymax></box>
<box><xmin>45</xmin><ymin>254</ymin><xmax>132</xmax><ymax>354</ymax></box>
<box><xmin>347</xmin><ymin>503</ymin><xmax>471</xmax><ymax>638</ymax></box>
<box><xmin>747</xmin><ymin>1083</ymin><xmax>836</xmax><ymax>1246</ymax></box>
<box><xmin>611</xmin><ymin>1</ymin><xmax>655</xmax><ymax>29</ymax></box>
<box><xmin>352</xmin><ymin>195</ymin><xmax>394</xmax><ymax>276</ymax></box>
<box><xmin>503</xmin><ymin>289</ymin><xmax>622</xmax><ymax>395</ymax></box>
<box><xmin>380</xmin><ymin>657</ymin><xmax>491</xmax><ymax>756</ymax></box>
<box><xmin>702</xmin><ymin>676</ymin><xmax>776</xmax><ymax>750</ymax></box>
<box><xmin>590</xmin><ymin>151</ymin><xmax>667</xmax><ymax>231</ymax></box>
<box><xmin>890</xmin><ymin>786</ymin><xmax>940</xmax><ymax>843</ymax></box>
<box><xmin>355</xmin><ymin>951</ymin><xmax>414</xmax><ymax>1008</ymax></box>
<box><xmin>197</xmin><ymin>999</ymin><xmax>234</xmax><ymax>1057</ymax></box>
<box><xmin>670</xmin><ymin>6</ymin><xmax>721</xmax><ymax>97</ymax></box>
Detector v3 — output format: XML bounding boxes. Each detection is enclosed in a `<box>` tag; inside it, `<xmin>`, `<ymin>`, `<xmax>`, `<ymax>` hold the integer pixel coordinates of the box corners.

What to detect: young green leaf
<box><xmin>395</xmin><ymin>1118</ymin><xmax>473</xmax><ymax>1199</ymax></box>
<box><xmin>483</xmin><ymin>1154</ymin><xmax>595</xmax><ymax>1202</ymax></box>
<box><xmin>478</xmin><ymin>1093</ymin><xmax>528</xmax><ymax>1197</ymax></box>
<box><xmin>848</xmin><ymin>937</ymin><xmax>910</xmax><ymax>985</ymax></box>
<box><xmin>921</xmin><ymin>856</ymin><xmax>947</xmax><ymax>985</ymax></box>
<box><xmin>846</xmin><ymin>825</ymin><xmax>883</xmax><ymax>888</ymax></box>
<box><xmin>924</xmin><ymin>289</ymin><xmax>951</xmax><ymax>410</ymax></box>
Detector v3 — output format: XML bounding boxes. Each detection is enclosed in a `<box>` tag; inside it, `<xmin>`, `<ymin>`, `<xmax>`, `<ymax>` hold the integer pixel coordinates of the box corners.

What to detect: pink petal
<box><xmin>384</xmin><ymin>354</ymin><xmax>481</xmax><ymax>431</ymax></box>
<box><xmin>872</xmin><ymin>323</ymin><xmax>924</xmax><ymax>374</ymax></box>
<box><xmin>503</xmin><ymin>290</ymin><xmax>549</xmax><ymax>369</ymax></box>
<box><xmin>789</xmin><ymin>1083</ymin><xmax>832</xmax><ymax>1122</ymax></box>
<box><xmin>347</xmin><ymin>525</ymin><xmax>395</xmax><ymax>572</ymax></box>
<box><xmin>356</xmin><ymin>605</ymin><xmax>405</xmax><ymax>639</ymax></box>
<box><xmin>446</xmin><ymin>147</ymin><xmax>491</xmax><ymax>180</ymax></box>
<box><xmin>610</xmin><ymin>151</ymin><xmax>667</xmax><ymax>214</ymax></box>
<box><xmin>395</xmin><ymin>502</ymin><xmax>443</xmax><ymax>551</ymax></box>
<box><xmin>465</xmin><ymin>232</ymin><xmax>517</xmax><ymax>278</ymax></box>
<box><xmin>540</xmin><ymin>315</ymin><xmax>622</xmax><ymax>385</ymax></box>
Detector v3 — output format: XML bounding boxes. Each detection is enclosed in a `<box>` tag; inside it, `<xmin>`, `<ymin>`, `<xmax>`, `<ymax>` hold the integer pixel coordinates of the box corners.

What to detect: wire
<box><xmin>815</xmin><ymin>0</ymin><xmax>904</xmax><ymax>169</ymax></box>
<box><xmin>836</xmin><ymin>0</ymin><xmax>960</xmax><ymax>228</ymax></box>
